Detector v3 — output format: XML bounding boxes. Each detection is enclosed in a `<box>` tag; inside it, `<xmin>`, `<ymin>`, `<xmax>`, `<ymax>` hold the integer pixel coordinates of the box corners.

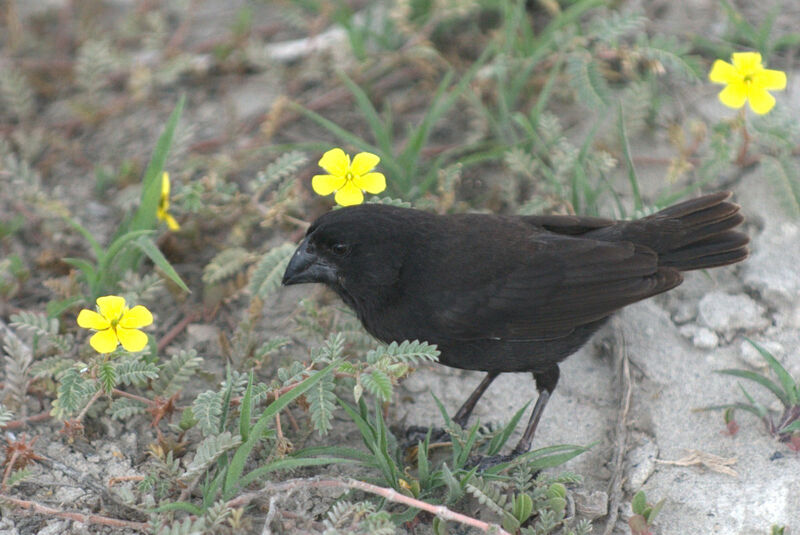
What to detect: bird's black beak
<box><xmin>282</xmin><ymin>237</ymin><xmax>337</xmax><ymax>286</ymax></box>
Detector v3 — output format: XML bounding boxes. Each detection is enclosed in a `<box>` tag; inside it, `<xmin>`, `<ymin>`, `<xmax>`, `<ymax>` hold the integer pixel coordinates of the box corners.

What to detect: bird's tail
<box><xmin>617</xmin><ymin>191</ymin><xmax>750</xmax><ymax>271</ymax></box>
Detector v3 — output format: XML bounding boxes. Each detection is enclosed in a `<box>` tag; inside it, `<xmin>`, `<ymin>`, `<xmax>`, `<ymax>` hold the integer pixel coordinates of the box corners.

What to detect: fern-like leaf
<box><xmin>203</xmin><ymin>247</ymin><xmax>253</xmax><ymax>285</ymax></box>
<box><xmin>249</xmin><ymin>243</ymin><xmax>295</xmax><ymax>298</ymax></box>
<box><xmin>309</xmin><ymin>372</ymin><xmax>336</xmax><ymax>435</ymax></box>
<box><xmin>361</xmin><ymin>369</ymin><xmax>393</xmax><ymax>402</ymax></box>
<box><xmin>9</xmin><ymin>311</ymin><xmax>58</xmax><ymax>338</ymax></box>
<box><xmin>2</xmin><ymin>335</ymin><xmax>32</xmax><ymax>409</ymax></box>
<box><xmin>762</xmin><ymin>155</ymin><xmax>800</xmax><ymax>216</ymax></box>
<box><xmin>636</xmin><ymin>34</ymin><xmax>701</xmax><ymax>81</ymax></box>
<box><xmin>110</xmin><ymin>397</ymin><xmax>148</xmax><ymax>420</ymax></box>
<box><xmin>155</xmin><ymin>349</ymin><xmax>203</xmax><ymax>397</ymax></box>
<box><xmin>98</xmin><ymin>361</ymin><xmax>118</xmax><ymax>393</ymax></box>
<box><xmin>192</xmin><ymin>390</ymin><xmax>223</xmax><ymax>435</ymax></box>
<box><xmin>0</xmin><ymin>405</ymin><xmax>13</xmax><ymax>428</ymax></box>
<box><xmin>566</xmin><ymin>52</ymin><xmax>610</xmax><ymax>111</ymax></box>
<box><xmin>366</xmin><ymin>340</ymin><xmax>439</xmax><ymax>365</ymax></box>
<box><xmin>181</xmin><ymin>431</ymin><xmax>242</xmax><ymax>482</ymax></box>
<box><xmin>252</xmin><ymin>151</ymin><xmax>308</xmax><ymax>193</ymax></box>
<box><xmin>55</xmin><ymin>367</ymin><xmax>96</xmax><ymax>415</ymax></box>
<box><xmin>0</xmin><ymin>67</ymin><xmax>35</xmax><ymax>121</ymax></box>
<box><xmin>116</xmin><ymin>359</ymin><xmax>160</xmax><ymax>386</ymax></box>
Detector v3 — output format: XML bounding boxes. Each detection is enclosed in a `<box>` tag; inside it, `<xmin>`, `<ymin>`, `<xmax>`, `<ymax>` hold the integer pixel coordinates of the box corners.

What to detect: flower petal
<box><xmin>708</xmin><ymin>59</ymin><xmax>740</xmax><ymax>84</ymax></box>
<box><xmin>96</xmin><ymin>296</ymin><xmax>126</xmax><ymax>322</ymax></box>
<box><xmin>90</xmin><ymin>328</ymin><xmax>119</xmax><ymax>354</ymax></box>
<box><xmin>753</xmin><ymin>68</ymin><xmax>786</xmax><ymax>91</ymax></box>
<box><xmin>731</xmin><ymin>52</ymin><xmax>762</xmax><ymax>75</ymax></box>
<box><xmin>350</xmin><ymin>152</ymin><xmax>380</xmax><ymax>176</ymax></box>
<box><xmin>747</xmin><ymin>87</ymin><xmax>776</xmax><ymax>115</ymax></box>
<box><xmin>78</xmin><ymin>309</ymin><xmax>110</xmax><ymax>330</ymax></box>
<box><xmin>162</xmin><ymin>172</ymin><xmax>170</xmax><ymax>197</ymax></box>
<box><xmin>117</xmin><ymin>327</ymin><xmax>149</xmax><ymax>352</ymax></box>
<box><xmin>312</xmin><ymin>174</ymin><xmax>346</xmax><ymax>196</ymax></box>
<box><xmin>119</xmin><ymin>305</ymin><xmax>153</xmax><ymax>329</ymax></box>
<box><xmin>334</xmin><ymin>181</ymin><xmax>364</xmax><ymax>206</ymax></box>
<box><xmin>318</xmin><ymin>148</ymin><xmax>349</xmax><ymax>176</ymax></box>
<box><xmin>353</xmin><ymin>172</ymin><xmax>386</xmax><ymax>194</ymax></box>
<box><xmin>164</xmin><ymin>213</ymin><xmax>180</xmax><ymax>231</ymax></box>
<box><xmin>717</xmin><ymin>81</ymin><xmax>748</xmax><ymax>109</ymax></box>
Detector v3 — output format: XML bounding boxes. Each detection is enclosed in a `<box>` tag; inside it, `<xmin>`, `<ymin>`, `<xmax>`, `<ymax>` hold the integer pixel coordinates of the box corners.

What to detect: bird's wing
<box><xmin>431</xmin><ymin>235</ymin><xmax>682</xmax><ymax>341</ymax></box>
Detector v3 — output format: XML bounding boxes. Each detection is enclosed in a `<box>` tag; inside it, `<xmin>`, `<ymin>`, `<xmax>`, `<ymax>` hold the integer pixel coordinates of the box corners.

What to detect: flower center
<box><xmin>345</xmin><ymin>171</ymin><xmax>354</xmax><ymax>181</ymax></box>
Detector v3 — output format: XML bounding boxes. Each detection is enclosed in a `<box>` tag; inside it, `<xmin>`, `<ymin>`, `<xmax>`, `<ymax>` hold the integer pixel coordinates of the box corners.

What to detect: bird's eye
<box><xmin>331</xmin><ymin>243</ymin><xmax>349</xmax><ymax>256</ymax></box>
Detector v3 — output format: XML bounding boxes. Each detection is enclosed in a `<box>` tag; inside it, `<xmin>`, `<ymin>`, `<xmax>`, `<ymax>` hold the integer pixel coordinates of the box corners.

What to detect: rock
<box><xmin>671</xmin><ymin>302</ymin><xmax>697</xmax><ymax>325</ymax></box>
<box><xmin>186</xmin><ymin>323</ymin><xmax>219</xmax><ymax>345</ymax></box>
<box><xmin>697</xmin><ymin>292</ymin><xmax>769</xmax><ymax>334</ymax></box>
<box><xmin>743</xmin><ymin>221</ymin><xmax>800</xmax><ymax>310</ymax></box>
<box><xmin>573</xmin><ymin>490</ymin><xmax>608</xmax><ymax>520</ymax></box>
<box><xmin>738</xmin><ymin>340</ymin><xmax>785</xmax><ymax>369</ymax></box>
<box><xmin>678</xmin><ymin>325</ymin><xmax>719</xmax><ymax>349</ymax></box>
<box><xmin>624</xmin><ymin>435</ymin><xmax>659</xmax><ymax>492</ymax></box>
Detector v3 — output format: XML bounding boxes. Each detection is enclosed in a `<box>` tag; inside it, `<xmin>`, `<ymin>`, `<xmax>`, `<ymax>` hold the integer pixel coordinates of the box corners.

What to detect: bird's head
<box><xmin>282</xmin><ymin>204</ymin><xmax>424</xmax><ymax>297</ymax></box>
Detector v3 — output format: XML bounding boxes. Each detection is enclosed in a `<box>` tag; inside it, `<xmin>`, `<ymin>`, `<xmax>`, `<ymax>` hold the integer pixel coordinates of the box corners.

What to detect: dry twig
<box><xmin>230</xmin><ymin>476</ymin><xmax>511</xmax><ymax>535</ymax></box>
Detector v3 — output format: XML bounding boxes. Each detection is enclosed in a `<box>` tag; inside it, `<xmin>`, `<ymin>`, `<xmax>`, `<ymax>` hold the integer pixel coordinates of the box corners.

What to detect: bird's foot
<box><xmin>403</xmin><ymin>425</ymin><xmax>452</xmax><ymax>446</ymax></box>
<box><xmin>467</xmin><ymin>453</ymin><xmax>518</xmax><ymax>471</ymax></box>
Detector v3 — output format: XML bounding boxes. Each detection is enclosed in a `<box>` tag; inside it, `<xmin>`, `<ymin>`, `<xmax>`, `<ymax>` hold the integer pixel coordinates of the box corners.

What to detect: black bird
<box><xmin>282</xmin><ymin>192</ymin><xmax>748</xmax><ymax>460</ymax></box>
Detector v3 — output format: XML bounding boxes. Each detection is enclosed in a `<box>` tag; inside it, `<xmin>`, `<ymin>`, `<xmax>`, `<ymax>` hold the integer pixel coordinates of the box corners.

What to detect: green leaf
<box><xmin>128</xmin><ymin>95</ymin><xmax>185</xmax><ymax>234</ymax></box>
<box><xmin>239</xmin><ymin>372</ymin><xmax>253</xmax><ymax>442</ymax></box>
<box><xmin>237</xmin><ymin>457</ymin><xmax>357</xmax><ymax>489</ymax></box>
<box><xmin>702</xmin><ymin>402</ymin><xmax>769</xmax><ymax>420</ymax></box>
<box><xmin>222</xmin><ymin>361</ymin><xmax>338</xmax><ymax>498</ymax></box>
<box><xmin>617</xmin><ymin>103</ymin><xmax>642</xmax><ymax>212</ymax></box>
<box><xmin>63</xmin><ymin>216</ymin><xmax>103</xmax><ymax>260</ymax></box>
<box><xmin>632</xmin><ymin>490</ymin><xmax>647</xmax><ymax>515</ymax></box>
<box><xmin>132</xmin><ymin>235</ymin><xmax>190</xmax><ymax>293</ymax></box>
<box><xmin>337</xmin><ymin>71</ymin><xmax>392</xmax><ymax>155</ymax></box>
<box><xmin>291</xmin><ymin>445</ymin><xmax>374</xmax><ymax>465</ymax></box>
<box><xmin>483</xmin><ymin>443</ymin><xmax>593</xmax><ymax>476</ymax></box>
<box><xmin>646</xmin><ymin>497</ymin><xmax>666</xmax><ymax>523</ymax></box>
<box><xmin>486</xmin><ymin>401</ymin><xmax>530</xmax><ymax>456</ymax></box>
<box><xmin>249</xmin><ymin>243</ymin><xmax>295</xmax><ymax>298</ymax></box>
<box><xmin>717</xmin><ymin>368</ymin><xmax>789</xmax><ymax>407</ymax></box>
<box><xmin>153</xmin><ymin>501</ymin><xmax>205</xmax><ymax>515</ymax></box>
<box><xmin>362</xmin><ymin>369</ymin><xmax>393</xmax><ymax>402</ymax></box>
<box><xmin>745</xmin><ymin>339</ymin><xmax>799</xmax><ymax>405</ymax></box>
<box><xmin>779</xmin><ymin>420</ymin><xmax>800</xmax><ymax>434</ymax></box>
<box><xmin>62</xmin><ymin>258</ymin><xmax>97</xmax><ymax>287</ymax></box>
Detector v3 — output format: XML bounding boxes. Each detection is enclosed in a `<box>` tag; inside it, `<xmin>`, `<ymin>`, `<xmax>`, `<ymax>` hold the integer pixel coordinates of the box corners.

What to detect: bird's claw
<box><xmin>403</xmin><ymin>425</ymin><xmax>451</xmax><ymax>446</ymax></box>
<box><xmin>467</xmin><ymin>453</ymin><xmax>518</xmax><ymax>471</ymax></box>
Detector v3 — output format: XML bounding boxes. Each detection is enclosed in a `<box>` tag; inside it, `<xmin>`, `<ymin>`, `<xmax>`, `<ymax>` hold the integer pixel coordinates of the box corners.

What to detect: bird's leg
<box><xmin>404</xmin><ymin>372</ymin><xmax>499</xmax><ymax>446</ymax></box>
<box><xmin>471</xmin><ymin>365</ymin><xmax>560</xmax><ymax>470</ymax></box>
<box><xmin>511</xmin><ymin>365</ymin><xmax>560</xmax><ymax>455</ymax></box>
<box><xmin>453</xmin><ymin>372</ymin><xmax>499</xmax><ymax>428</ymax></box>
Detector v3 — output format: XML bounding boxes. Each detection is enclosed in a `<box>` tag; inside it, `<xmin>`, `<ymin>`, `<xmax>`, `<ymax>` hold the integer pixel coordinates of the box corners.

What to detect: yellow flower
<box><xmin>77</xmin><ymin>296</ymin><xmax>153</xmax><ymax>353</ymax></box>
<box><xmin>709</xmin><ymin>52</ymin><xmax>786</xmax><ymax>114</ymax></box>
<box><xmin>157</xmin><ymin>172</ymin><xmax>180</xmax><ymax>231</ymax></box>
<box><xmin>312</xmin><ymin>148</ymin><xmax>386</xmax><ymax>206</ymax></box>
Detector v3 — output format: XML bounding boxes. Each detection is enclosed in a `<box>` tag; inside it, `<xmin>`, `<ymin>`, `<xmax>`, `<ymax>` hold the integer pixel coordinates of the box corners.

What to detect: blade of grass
<box><xmin>617</xmin><ymin>103</ymin><xmax>642</xmax><ymax>213</ymax></box>
<box><xmin>745</xmin><ymin>338</ymin><xmax>799</xmax><ymax>405</ymax></box>
<box><xmin>483</xmin><ymin>443</ymin><xmax>592</xmax><ymax>476</ymax></box>
<box><xmin>486</xmin><ymin>402</ymin><xmax>530</xmax><ymax>456</ymax></box>
<box><xmin>237</xmin><ymin>456</ymin><xmax>358</xmax><ymax>489</ymax></box>
<box><xmin>132</xmin><ymin>235</ymin><xmax>190</xmax><ymax>292</ymax></box>
<box><xmin>717</xmin><ymin>369</ymin><xmax>789</xmax><ymax>407</ymax></box>
<box><xmin>239</xmin><ymin>372</ymin><xmax>253</xmax><ymax>442</ymax></box>
<box><xmin>337</xmin><ymin>71</ymin><xmax>393</xmax><ymax>154</ymax></box>
<box><xmin>222</xmin><ymin>361</ymin><xmax>338</xmax><ymax>498</ymax></box>
<box><xmin>126</xmin><ymin>95</ymin><xmax>186</xmax><ymax>235</ymax></box>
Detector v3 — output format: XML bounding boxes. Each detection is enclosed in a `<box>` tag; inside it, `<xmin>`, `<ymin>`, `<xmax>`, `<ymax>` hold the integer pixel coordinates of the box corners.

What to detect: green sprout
<box><xmin>628</xmin><ymin>490</ymin><xmax>665</xmax><ymax>535</ymax></box>
<box><xmin>706</xmin><ymin>339</ymin><xmax>800</xmax><ymax>449</ymax></box>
